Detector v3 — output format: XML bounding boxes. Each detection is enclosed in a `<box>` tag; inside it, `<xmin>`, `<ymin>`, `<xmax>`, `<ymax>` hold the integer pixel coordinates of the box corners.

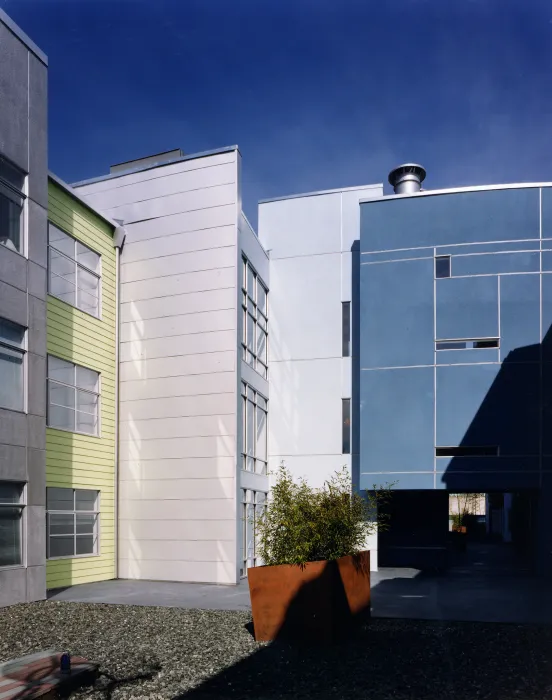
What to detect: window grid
<box><xmin>0</xmin><ymin>482</ymin><xmax>25</xmax><ymax>568</ymax></box>
<box><xmin>48</xmin><ymin>223</ymin><xmax>101</xmax><ymax>318</ymax></box>
<box><xmin>241</xmin><ymin>382</ymin><xmax>268</xmax><ymax>475</ymax></box>
<box><xmin>240</xmin><ymin>489</ymin><xmax>266</xmax><ymax>577</ymax></box>
<box><xmin>47</xmin><ymin>356</ymin><xmax>100</xmax><ymax>436</ymax></box>
<box><xmin>241</xmin><ymin>257</ymin><xmax>268</xmax><ymax>378</ymax></box>
<box><xmin>46</xmin><ymin>488</ymin><xmax>99</xmax><ymax>559</ymax></box>
<box><xmin>0</xmin><ymin>317</ymin><xmax>26</xmax><ymax>413</ymax></box>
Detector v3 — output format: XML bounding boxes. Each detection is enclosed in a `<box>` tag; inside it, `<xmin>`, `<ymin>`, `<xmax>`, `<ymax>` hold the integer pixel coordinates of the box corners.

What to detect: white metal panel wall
<box><xmin>258</xmin><ymin>184</ymin><xmax>382</xmax><ymax>570</ymax></box>
<box><xmin>76</xmin><ymin>150</ymin><xmax>239</xmax><ymax>584</ymax></box>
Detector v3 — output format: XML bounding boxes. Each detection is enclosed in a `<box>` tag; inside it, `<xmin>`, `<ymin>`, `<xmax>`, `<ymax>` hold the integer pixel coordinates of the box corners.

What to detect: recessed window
<box><xmin>342</xmin><ymin>302</ymin><xmax>351</xmax><ymax>357</ymax></box>
<box><xmin>47</xmin><ymin>356</ymin><xmax>100</xmax><ymax>436</ymax></box>
<box><xmin>0</xmin><ymin>318</ymin><xmax>26</xmax><ymax>412</ymax></box>
<box><xmin>0</xmin><ymin>156</ymin><xmax>25</xmax><ymax>254</ymax></box>
<box><xmin>241</xmin><ymin>257</ymin><xmax>268</xmax><ymax>378</ymax></box>
<box><xmin>435</xmin><ymin>255</ymin><xmax>451</xmax><ymax>279</ymax></box>
<box><xmin>473</xmin><ymin>339</ymin><xmax>499</xmax><ymax>349</ymax></box>
<box><xmin>47</xmin><ymin>488</ymin><xmax>99</xmax><ymax>559</ymax></box>
<box><xmin>0</xmin><ymin>482</ymin><xmax>25</xmax><ymax>567</ymax></box>
<box><xmin>241</xmin><ymin>489</ymin><xmax>266</xmax><ymax>577</ymax></box>
<box><xmin>48</xmin><ymin>223</ymin><xmax>101</xmax><ymax>317</ymax></box>
<box><xmin>342</xmin><ymin>398</ymin><xmax>351</xmax><ymax>455</ymax></box>
<box><xmin>436</xmin><ymin>338</ymin><xmax>499</xmax><ymax>350</ymax></box>
<box><xmin>241</xmin><ymin>382</ymin><xmax>267</xmax><ymax>475</ymax></box>
<box><xmin>436</xmin><ymin>446</ymin><xmax>499</xmax><ymax>457</ymax></box>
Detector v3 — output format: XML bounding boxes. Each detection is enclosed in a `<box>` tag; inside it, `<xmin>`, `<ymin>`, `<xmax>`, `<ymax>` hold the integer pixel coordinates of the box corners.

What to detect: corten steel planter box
<box><xmin>247</xmin><ymin>551</ymin><xmax>371</xmax><ymax>644</ymax></box>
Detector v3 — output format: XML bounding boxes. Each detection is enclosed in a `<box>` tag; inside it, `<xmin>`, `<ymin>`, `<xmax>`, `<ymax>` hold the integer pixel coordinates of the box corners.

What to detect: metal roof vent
<box><xmin>388</xmin><ymin>163</ymin><xmax>426</xmax><ymax>194</ymax></box>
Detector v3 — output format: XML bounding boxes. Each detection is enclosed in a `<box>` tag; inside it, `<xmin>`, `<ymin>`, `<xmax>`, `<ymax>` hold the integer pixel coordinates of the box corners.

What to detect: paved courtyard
<box><xmin>48</xmin><ymin>544</ymin><xmax>552</xmax><ymax>624</ymax></box>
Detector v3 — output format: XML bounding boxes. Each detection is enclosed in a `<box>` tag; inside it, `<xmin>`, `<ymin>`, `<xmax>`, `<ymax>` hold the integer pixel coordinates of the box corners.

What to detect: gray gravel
<box><xmin>2</xmin><ymin>601</ymin><xmax>552</xmax><ymax>700</ymax></box>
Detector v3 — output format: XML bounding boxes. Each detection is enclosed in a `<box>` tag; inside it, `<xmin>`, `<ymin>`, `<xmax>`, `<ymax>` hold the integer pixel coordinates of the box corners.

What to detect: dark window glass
<box><xmin>342</xmin><ymin>302</ymin><xmax>351</xmax><ymax>357</ymax></box>
<box><xmin>342</xmin><ymin>398</ymin><xmax>351</xmax><ymax>454</ymax></box>
<box><xmin>436</xmin><ymin>446</ymin><xmax>499</xmax><ymax>457</ymax></box>
<box><xmin>436</xmin><ymin>341</ymin><xmax>467</xmax><ymax>350</ymax></box>
<box><xmin>473</xmin><ymin>339</ymin><xmax>499</xmax><ymax>349</ymax></box>
<box><xmin>435</xmin><ymin>255</ymin><xmax>451</xmax><ymax>278</ymax></box>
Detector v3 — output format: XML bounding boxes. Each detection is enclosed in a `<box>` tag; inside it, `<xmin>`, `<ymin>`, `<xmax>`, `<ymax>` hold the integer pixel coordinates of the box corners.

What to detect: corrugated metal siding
<box><xmin>46</xmin><ymin>180</ymin><xmax>116</xmax><ymax>588</ymax></box>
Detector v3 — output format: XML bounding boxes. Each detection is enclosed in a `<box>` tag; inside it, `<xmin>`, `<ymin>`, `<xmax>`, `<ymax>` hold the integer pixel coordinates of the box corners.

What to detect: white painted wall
<box><xmin>76</xmin><ymin>149</ymin><xmax>240</xmax><ymax>584</ymax></box>
<box><xmin>258</xmin><ymin>184</ymin><xmax>382</xmax><ymax>570</ymax></box>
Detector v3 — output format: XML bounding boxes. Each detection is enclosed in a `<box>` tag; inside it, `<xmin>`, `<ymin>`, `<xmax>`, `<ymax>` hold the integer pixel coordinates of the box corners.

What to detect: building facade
<box><xmin>74</xmin><ymin>148</ymin><xmax>269</xmax><ymax>584</ymax></box>
<box><xmin>45</xmin><ymin>176</ymin><xmax>118</xmax><ymax>589</ymax></box>
<box><xmin>0</xmin><ymin>9</ymin><xmax>48</xmax><ymax>606</ymax></box>
<box><xmin>359</xmin><ymin>175</ymin><xmax>552</xmax><ymax>574</ymax></box>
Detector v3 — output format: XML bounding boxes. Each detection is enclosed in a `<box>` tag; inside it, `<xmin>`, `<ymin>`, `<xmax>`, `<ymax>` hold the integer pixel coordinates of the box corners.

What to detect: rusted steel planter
<box><xmin>247</xmin><ymin>551</ymin><xmax>371</xmax><ymax>643</ymax></box>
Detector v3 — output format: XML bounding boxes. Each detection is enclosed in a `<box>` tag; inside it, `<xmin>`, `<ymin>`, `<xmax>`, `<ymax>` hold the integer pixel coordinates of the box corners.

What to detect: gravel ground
<box><xmin>1</xmin><ymin>602</ymin><xmax>552</xmax><ymax>700</ymax></box>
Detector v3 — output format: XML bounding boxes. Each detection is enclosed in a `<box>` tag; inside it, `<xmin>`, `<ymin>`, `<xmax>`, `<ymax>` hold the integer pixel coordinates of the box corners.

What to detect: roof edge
<box><xmin>71</xmin><ymin>145</ymin><xmax>240</xmax><ymax>189</ymax></box>
<box><xmin>48</xmin><ymin>172</ymin><xmax>120</xmax><ymax>230</ymax></box>
<box><xmin>360</xmin><ymin>181</ymin><xmax>552</xmax><ymax>204</ymax></box>
<box><xmin>0</xmin><ymin>8</ymin><xmax>47</xmax><ymax>66</ymax></box>
<box><xmin>259</xmin><ymin>182</ymin><xmax>383</xmax><ymax>205</ymax></box>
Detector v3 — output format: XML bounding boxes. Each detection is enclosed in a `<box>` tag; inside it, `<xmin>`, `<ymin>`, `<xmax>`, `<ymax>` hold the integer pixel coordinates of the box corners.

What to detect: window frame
<box><xmin>47</xmin><ymin>222</ymin><xmax>102</xmax><ymax>319</ymax></box>
<box><xmin>0</xmin><ymin>317</ymin><xmax>26</xmax><ymax>413</ymax></box>
<box><xmin>0</xmin><ymin>481</ymin><xmax>26</xmax><ymax>570</ymax></box>
<box><xmin>0</xmin><ymin>155</ymin><xmax>26</xmax><ymax>256</ymax></box>
<box><xmin>46</xmin><ymin>487</ymin><xmax>100</xmax><ymax>560</ymax></box>
<box><xmin>47</xmin><ymin>355</ymin><xmax>101</xmax><ymax>437</ymax></box>
<box><xmin>435</xmin><ymin>255</ymin><xmax>451</xmax><ymax>279</ymax></box>
<box><xmin>241</xmin><ymin>256</ymin><xmax>268</xmax><ymax>378</ymax></box>
<box><xmin>241</xmin><ymin>382</ymin><xmax>268</xmax><ymax>475</ymax></box>
<box><xmin>240</xmin><ymin>488</ymin><xmax>266</xmax><ymax>577</ymax></box>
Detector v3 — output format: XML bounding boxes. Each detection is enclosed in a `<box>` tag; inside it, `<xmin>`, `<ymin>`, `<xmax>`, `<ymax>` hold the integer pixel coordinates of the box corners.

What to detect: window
<box><xmin>241</xmin><ymin>257</ymin><xmax>268</xmax><ymax>378</ymax></box>
<box><xmin>0</xmin><ymin>318</ymin><xmax>25</xmax><ymax>412</ymax></box>
<box><xmin>241</xmin><ymin>382</ymin><xmax>268</xmax><ymax>475</ymax></box>
<box><xmin>436</xmin><ymin>338</ymin><xmax>499</xmax><ymax>350</ymax></box>
<box><xmin>436</xmin><ymin>446</ymin><xmax>499</xmax><ymax>457</ymax></box>
<box><xmin>342</xmin><ymin>302</ymin><xmax>351</xmax><ymax>357</ymax></box>
<box><xmin>241</xmin><ymin>489</ymin><xmax>266</xmax><ymax>576</ymax></box>
<box><xmin>47</xmin><ymin>488</ymin><xmax>99</xmax><ymax>558</ymax></box>
<box><xmin>435</xmin><ymin>255</ymin><xmax>451</xmax><ymax>278</ymax></box>
<box><xmin>48</xmin><ymin>223</ymin><xmax>101</xmax><ymax>317</ymax></box>
<box><xmin>342</xmin><ymin>398</ymin><xmax>351</xmax><ymax>455</ymax></box>
<box><xmin>47</xmin><ymin>356</ymin><xmax>100</xmax><ymax>436</ymax></box>
<box><xmin>0</xmin><ymin>482</ymin><xmax>24</xmax><ymax>567</ymax></box>
<box><xmin>0</xmin><ymin>157</ymin><xmax>25</xmax><ymax>254</ymax></box>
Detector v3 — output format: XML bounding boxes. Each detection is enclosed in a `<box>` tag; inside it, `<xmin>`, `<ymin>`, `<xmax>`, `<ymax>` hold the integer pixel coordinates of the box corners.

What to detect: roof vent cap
<box><xmin>388</xmin><ymin>163</ymin><xmax>426</xmax><ymax>194</ymax></box>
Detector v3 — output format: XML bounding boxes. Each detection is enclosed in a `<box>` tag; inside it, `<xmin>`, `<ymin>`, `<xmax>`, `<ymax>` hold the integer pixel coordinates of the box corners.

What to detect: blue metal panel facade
<box><xmin>359</xmin><ymin>186</ymin><xmax>551</xmax><ymax>494</ymax></box>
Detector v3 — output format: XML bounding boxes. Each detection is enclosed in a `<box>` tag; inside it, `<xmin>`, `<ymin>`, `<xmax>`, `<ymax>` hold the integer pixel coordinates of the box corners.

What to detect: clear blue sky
<box><xmin>2</xmin><ymin>0</ymin><xmax>552</xmax><ymax>226</ymax></box>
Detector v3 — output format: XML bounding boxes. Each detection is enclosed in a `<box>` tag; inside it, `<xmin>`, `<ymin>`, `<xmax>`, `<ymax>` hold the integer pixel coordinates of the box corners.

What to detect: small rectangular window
<box><xmin>436</xmin><ymin>446</ymin><xmax>499</xmax><ymax>457</ymax></box>
<box><xmin>342</xmin><ymin>302</ymin><xmax>351</xmax><ymax>357</ymax></box>
<box><xmin>436</xmin><ymin>338</ymin><xmax>499</xmax><ymax>350</ymax></box>
<box><xmin>435</xmin><ymin>255</ymin><xmax>451</xmax><ymax>278</ymax></box>
<box><xmin>436</xmin><ymin>341</ymin><xmax>467</xmax><ymax>350</ymax></box>
<box><xmin>473</xmin><ymin>339</ymin><xmax>499</xmax><ymax>349</ymax></box>
<box><xmin>0</xmin><ymin>317</ymin><xmax>25</xmax><ymax>412</ymax></box>
<box><xmin>47</xmin><ymin>487</ymin><xmax>99</xmax><ymax>559</ymax></box>
<box><xmin>0</xmin><ymin>482</ymin><xmax>24</xmax><ymax>567</ymax></box>
<box><xmin>342</xmin><ymin>398</ymin><xmax>351</xmax><ymax>455</ymax></box>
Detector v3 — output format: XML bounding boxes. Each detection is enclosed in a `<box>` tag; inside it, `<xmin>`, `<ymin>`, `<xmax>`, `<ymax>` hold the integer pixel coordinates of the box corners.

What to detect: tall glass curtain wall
<box><xmin>359</xmin><ymin>186</ymin><xmax>552</xmax><ymax>494</ymax></box>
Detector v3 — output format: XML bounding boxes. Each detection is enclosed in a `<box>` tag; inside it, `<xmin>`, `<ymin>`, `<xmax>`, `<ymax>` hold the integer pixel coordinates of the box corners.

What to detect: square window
<box><xmin>47</xmin><ymin>356</ymin><xmax>100</xmax><ymax>436</ymax></box>
<box><xmin>47</xmin><ymin>487</ymin><xmax>99</xmax><ymax>559</ymax></box>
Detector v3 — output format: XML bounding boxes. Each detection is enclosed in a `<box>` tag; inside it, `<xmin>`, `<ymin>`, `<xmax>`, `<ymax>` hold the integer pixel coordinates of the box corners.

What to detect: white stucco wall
<box><xmin>258</xmin><ymin>184</ymin><xmax>382</xmax><ymax>569</ymax></box>
<box><xmin>76</xmin><ymin>149</ymin><xmax>240</xmax><ymax>584</ymax></box>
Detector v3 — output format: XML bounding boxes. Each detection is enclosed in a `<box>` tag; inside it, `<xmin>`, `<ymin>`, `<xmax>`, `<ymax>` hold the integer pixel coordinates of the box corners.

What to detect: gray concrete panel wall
<box><xmin>0</xmin><ymin>14</ymin><xmax>47</xmax><ymax>606</ymax></box>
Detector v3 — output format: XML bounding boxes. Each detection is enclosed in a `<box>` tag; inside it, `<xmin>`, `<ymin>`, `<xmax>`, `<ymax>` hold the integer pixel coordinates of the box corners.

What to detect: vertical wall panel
<box><xmin>500</xmin><ymin>274</ymin><xmax>540</xmax><ymax>360</ymax></box>
<box><xmin>436</xmin><ymin>276</ymin><xmax>499</xmax><ymax>340</ymax></box>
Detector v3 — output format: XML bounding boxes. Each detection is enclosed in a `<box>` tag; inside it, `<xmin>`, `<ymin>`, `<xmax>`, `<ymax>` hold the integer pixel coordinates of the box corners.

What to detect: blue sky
<box><xmin>2</xmin><ymin>0</ymin><xmax>552</xmax><ymax>225</ymax></box>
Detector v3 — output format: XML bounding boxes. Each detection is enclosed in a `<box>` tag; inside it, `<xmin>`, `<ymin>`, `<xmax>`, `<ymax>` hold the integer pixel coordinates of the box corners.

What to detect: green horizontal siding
<box><xmin>46</xmin><ymin>179</ymin><xmax>117</xmax><ymax>588</ymax></box>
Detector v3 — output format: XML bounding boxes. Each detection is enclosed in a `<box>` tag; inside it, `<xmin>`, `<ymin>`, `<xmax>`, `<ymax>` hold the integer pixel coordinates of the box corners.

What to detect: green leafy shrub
<box><xmin>254</xmin><ymin>464</ymin><xmax>393</xmax><ymax>567</ymax></box>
